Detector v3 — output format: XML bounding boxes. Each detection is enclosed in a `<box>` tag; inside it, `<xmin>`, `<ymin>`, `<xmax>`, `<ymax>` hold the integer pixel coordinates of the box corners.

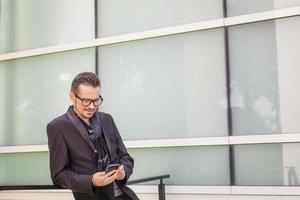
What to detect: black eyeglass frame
<box><xmin>74</xmin><ymin>93</ymin><xmax>103</xmax><ymax>106</ymax></box>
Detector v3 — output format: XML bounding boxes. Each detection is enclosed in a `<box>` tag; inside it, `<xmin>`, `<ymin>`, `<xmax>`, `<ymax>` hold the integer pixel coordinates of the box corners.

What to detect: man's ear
<box><xmin>69</xmin><ymin>91</ymin><xmax>75</xmax><ymax>104</ymax></box>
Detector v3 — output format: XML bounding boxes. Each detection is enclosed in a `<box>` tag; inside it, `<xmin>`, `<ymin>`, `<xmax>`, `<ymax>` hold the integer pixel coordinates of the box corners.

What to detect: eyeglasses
<box><xmin>74</xmin><ymin>93</ymin><xmax>103</xmax><ymax>106</ymax></box>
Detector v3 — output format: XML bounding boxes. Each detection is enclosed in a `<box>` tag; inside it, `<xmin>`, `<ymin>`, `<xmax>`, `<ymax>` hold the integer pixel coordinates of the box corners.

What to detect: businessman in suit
<box><xmin>47</xmin><ymin>72</ymin><xmax>139</xmax><ymax>200</ymax></box>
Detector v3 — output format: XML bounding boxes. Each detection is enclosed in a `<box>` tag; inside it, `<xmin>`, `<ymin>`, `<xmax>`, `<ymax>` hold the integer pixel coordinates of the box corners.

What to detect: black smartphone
<box><xmin>105</xmin><ymin>164</ymin><xmax>121</xmax><ymax>173</ymax></box>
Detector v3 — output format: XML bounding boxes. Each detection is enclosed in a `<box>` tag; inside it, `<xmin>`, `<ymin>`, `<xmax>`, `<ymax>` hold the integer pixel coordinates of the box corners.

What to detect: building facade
<box><xmin>1</xmin><ymin>0</ymin><xmax>300</xmax><ymax>199</ymax></box>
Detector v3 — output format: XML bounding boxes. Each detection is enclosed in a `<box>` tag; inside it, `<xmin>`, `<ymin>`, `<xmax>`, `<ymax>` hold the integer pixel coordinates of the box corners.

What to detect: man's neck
<box><xmin>73</xmin><ymin>107</ymin><xmax>91</xmax><ymax>125</ymax></box>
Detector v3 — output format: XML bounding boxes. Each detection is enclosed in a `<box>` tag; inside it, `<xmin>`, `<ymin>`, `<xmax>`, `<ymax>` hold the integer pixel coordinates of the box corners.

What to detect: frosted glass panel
<box><xmin>0</xmin><ymin>152</ymin><xmax>51</xmax><ymax>185</ymax></box>
<box><xmin>235</xmin><ymin>143</ymin><xmax>300</xmax><ymax>186</ymax></box>
<box><xmin>97</xmin><ymin>0</ymin><xmax>223</xmax><ymax>36</ymax></box>
<box><xmin>99</xmin><ymin>29</ymin><xmax>227</xmax><ymax>140</ymax></box>
<box><xmin>0</xmin><ymin>67</ymin><xmax>6</xmax><ymax>144</ymax></box>
<box><xmin>276</xmin><ymin>16</ymin><xmax>300</xmax><ymax>134</ymax></box>
<box><xmin>227</xmin><ymin>0</ymin><xmax>300</xmax><ymax>16</ymax></box>
<box><xmin>0</xmin><ymin>0</ymin><xmax>94</xmax><ymax>53</ymax></box>
<box><xmin>0</xmin><ymin>48</ymin><xmax>95</xmax><ymax>146</ymax></box>
<box><xmin>129</xmin><ymin>146</ymin><xmax>230</xmax><ymax>185</ymax></box>
<box><xmin>229</xmin><ymin>17</ymin><xmax>300</xmax><ymax>135</ymax></box>
<box><xmin>229</xmin><ymin>20</ymin><xmax>280</xmax><ymax>135</ymax></box>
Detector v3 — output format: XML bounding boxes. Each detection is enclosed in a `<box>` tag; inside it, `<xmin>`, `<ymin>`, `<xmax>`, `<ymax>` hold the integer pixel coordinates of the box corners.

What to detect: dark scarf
<box><xmin>69</xmin><ymin>106</ymin><xmax>110</xmax><ymax>171</ymax></box>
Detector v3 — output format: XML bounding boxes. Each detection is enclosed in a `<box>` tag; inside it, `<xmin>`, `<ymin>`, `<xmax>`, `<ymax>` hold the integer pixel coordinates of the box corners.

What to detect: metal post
<box><xmin>158</xmin><ymin>178</ymin><xmax>166</xmax><ymax>200</ymax></box>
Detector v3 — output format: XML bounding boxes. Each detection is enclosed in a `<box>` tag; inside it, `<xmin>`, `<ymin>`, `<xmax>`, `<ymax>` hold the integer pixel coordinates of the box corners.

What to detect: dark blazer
<box><xmin>47</xmin><ymin>107</ymin><xmax>139</xmax><ymax>200</ymax></box>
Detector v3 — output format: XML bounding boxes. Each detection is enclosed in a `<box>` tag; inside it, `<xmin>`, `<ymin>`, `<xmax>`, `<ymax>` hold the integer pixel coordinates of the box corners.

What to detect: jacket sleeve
<box><xmin>109</xmin><ymin>115</ymin><xmax>134</xmax><ymax>187</ymax></box>
<box><xmin>47</xmin><ymin>123</ymin><xmax>94</xmax><ymax>195</ymax></box>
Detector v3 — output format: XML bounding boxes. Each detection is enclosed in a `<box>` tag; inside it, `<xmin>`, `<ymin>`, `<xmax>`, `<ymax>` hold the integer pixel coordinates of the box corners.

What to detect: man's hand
<box><xmin>92</xmin><ymin>170</ymin><xmax>118</xmax><ymax>186</ymax></box>
<box><xmin>116</xmin><ymin>165</ymin><xmax>125</xmax><ymax>180</ymax></box>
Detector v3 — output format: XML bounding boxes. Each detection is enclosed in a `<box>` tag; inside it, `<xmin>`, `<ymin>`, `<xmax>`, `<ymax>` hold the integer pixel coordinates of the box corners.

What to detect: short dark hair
<box><xmin>71</xmin><ymin>72</ymin><xmax>100</xmax><ymax>93</ymax></box>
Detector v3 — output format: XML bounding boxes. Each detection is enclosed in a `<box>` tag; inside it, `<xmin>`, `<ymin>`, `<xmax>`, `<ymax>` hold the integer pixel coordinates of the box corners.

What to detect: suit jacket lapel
<box><xmin>97</xmin><ymin>113</ymin><xmax>113</xmax><ymax>157</ymax></box>
<box><xmin>66</xmin><ymin>108</ymin><xmax>95</xmax><ymax>150</ymax></box>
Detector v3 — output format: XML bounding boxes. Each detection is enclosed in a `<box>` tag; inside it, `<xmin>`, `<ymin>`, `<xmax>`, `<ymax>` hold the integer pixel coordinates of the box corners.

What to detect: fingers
<box><xmin>92</xmin><ymin>170</ymin><xmax>118</xmax><ymax>186</ymax></box>
<box><xmin>105</xmin><ymin>169</ymin><xmax>117</xmax><ymax>177</ymax></box>
<box><xmin>118</xmin><ymin>165</ymin><xmax>124</xmax><ymax>171</ymax></box>
<box><xmin>105</xmin><ymin>170</ymin><xmax>118</xmax><ymax>181</ymax></box>
<box><xmin>116</xmin><ymin>165</ymin><xmax>126</xmax><ymax>180</ymax></box>
<box><xmin>92</xmin><ymin>165</ymin><xmax>125</xmax><ymax>186</ymax></box>
<box><xmin>95</xmin><ymin>171</ymin><xmax>105</xmax><ymax>176</ymax></box>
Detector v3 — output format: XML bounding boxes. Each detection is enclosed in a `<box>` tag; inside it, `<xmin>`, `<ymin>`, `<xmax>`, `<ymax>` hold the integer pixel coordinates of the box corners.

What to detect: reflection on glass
<box><xmin>275</xmin><ymin>16</ymin><xmax>300</xmax><ymax>134</ymax></box>
<box><xmin>235</xmin><ymin>143</ymin><xmax>300</xmax><ymax>186</ymax></box>
<box><xmin>0</xmin><ymin>48</ymin><xmax>95</xmax><ymax>146</ymax></box>
<box><xmin>0</xmin><ymin>152</ymin><xmax>51</xmax><ymax>185</ymax></box>
<box><xmin>0</xmin><ymin>0</ymin><xmax>94</xmax><ymax>53</ymax></box>
<box><xmin>129</xmin><ymin>146</ymin><xmax>230</xmax><ymax>185</ymax></box>
<box><xmin>282</xmin><ymin>143</ymin><xmax>300</xmax><ymax>185</ymax></box>
<box><xmin>99</xmin><ymin>29</ymin><xmax>227</xmax><ymax>140</ymax></box>
<box><xmin>229</xmin><ymin>20</ymin><xmax>280</xmax><ymax>135</ymax></box>
<box><xmin>97</xmin><ymin>0</ymin><xmax>223</xmax><ymax>36</ymax></box>
<box><xmin>229</xmin><ymin>16</ymin><xmax>300</xmax><ymax>135</ymax></box>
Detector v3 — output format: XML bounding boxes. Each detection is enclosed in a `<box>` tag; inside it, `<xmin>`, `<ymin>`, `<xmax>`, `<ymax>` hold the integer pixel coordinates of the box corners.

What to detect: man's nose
<box><xmin>88</xmin><ymin>102</ymin><xmax>96</xmax><ymax>109</ymax></box>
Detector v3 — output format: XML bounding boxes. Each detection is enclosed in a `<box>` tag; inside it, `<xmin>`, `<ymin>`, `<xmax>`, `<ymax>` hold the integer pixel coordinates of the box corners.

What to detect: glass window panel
<box><xmin>276</xmin><ymin>16</ymin><xmax>300</xmax><ymax>134</ymax></box>
<box><xmin>0</xmin><ymin>68</ymin><xmax>6</xmax><ymax>143</ymax></box>
<box><xmin>98</xmin><ymin>29</ymin><xmax>227</xmax><ymax>140</ymax></box>
<box><xmin>129</xmin><ymin>146</ymin><xmax>230</xmax><ymax>185</ymax></box>
<box><xmin>227</xmin><ymin>0</ymin><xmax>300</xmax><ymax>16</ymax></box>
<box><xmin>229</xmin><ymin>16</ymin><xmax>300</xmax><ymax>135</ymax></box>
<box><xmin>0</xmin><ymin>152</ymin><xmax>51</xmax><ymax>185</ymax></box>
<box><xmin>97</xmin><ymin>0</ymin><xmax>223</xmax><ymax>37</ymax></box>
<box><xmin>234</xmin><ymin>143</ymin><xmax>300</xmax><ymax>186</ymax></box>
<box><xmin>0</xmin><ymin>48</ymin><xmax>95</xmax><ymax>146</ymax></box>
<box><xmin>0</xmin><ymin>0</ymin><xmax>94</xmax><ymax>53</ymax></box>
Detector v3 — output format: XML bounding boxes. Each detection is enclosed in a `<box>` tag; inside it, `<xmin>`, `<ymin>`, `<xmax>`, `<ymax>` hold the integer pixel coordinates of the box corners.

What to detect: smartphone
<box><xmin>105</xmin><ymin>164</ymin><xmax>121</xmax><ymax>173</ymax></box>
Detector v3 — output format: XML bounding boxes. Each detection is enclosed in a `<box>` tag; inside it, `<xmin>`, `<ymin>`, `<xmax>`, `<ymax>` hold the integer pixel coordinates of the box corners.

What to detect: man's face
<box><xmin>70</xmin><ymin>84</ymin><xmax>100</xmax><ymax>120</ymax></box>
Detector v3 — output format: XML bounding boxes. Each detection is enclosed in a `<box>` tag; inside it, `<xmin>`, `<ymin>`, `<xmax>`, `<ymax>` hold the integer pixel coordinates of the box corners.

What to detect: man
<box><xmin>47</xmin><ymin>72</ymin><xmax>139</xmax><ymax>200</ymax></box>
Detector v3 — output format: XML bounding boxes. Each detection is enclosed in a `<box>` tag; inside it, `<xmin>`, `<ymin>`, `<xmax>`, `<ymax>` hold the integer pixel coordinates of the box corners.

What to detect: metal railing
<box><xmin>128</xmin><ymin>175</ymin><xmax>170</xmax><ymax>200</ymax></box>
<box><xmin>0</xmin><ymin>174</ymin><xmax>170</xmax><ymax>200</ymax></box>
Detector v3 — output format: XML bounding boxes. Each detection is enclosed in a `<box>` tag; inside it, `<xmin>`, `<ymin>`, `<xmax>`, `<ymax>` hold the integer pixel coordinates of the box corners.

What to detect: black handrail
<box><xmin>0</xmin><ymin>174</ymin><xmax>170</xmax><ymax>200</ymax></box>
<box><xmin>128</xmin><ymin>174</ymin><xmax>169</xmax><ymax>200</ymax></box>
<box><xmin>128</xmin><ymin>174</ymin><xmax>170</xmax><ymax>185</ymax></box>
